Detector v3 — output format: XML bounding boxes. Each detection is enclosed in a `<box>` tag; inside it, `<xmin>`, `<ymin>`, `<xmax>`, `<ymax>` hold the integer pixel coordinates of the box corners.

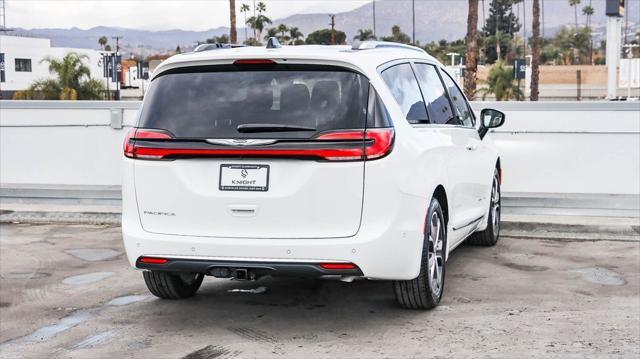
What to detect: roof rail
<box><xmin>351</xmin><ymin>40</ymin><xmax>425</xmax><ymax>53</ymax></box>
<box><xmin>193</xmin><ymin>43</ymin><xmax>246</xmax><ymax>52</ymax></box>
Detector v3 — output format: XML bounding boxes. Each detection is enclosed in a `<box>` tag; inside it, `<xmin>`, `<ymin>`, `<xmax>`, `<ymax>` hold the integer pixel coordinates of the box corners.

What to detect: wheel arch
<box><xmin>432</xmin><ymin>185</ymin><xmax>449</xmax><ymax>227</ymax></box>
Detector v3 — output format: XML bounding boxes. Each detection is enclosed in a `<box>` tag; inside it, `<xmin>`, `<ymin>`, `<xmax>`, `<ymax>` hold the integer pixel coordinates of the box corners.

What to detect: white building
<box><xmin>0</xmin><ymin>35</ymin><xmax>117</xmax><ymax>98</ymax></box>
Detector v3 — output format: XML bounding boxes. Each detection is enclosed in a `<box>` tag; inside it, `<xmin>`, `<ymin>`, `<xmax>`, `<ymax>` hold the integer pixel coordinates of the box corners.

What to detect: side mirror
<box><xmin>479</xmin><ymin>108</ymin><xmax>505</xmax><ymax>139</ymax></box>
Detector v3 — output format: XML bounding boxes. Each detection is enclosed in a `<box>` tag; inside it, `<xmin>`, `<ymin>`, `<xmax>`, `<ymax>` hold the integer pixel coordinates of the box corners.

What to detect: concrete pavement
<box><xmin>0</xmin><ymin>223</ymin><xmax>638</xmax><ymax>358</ymax></box>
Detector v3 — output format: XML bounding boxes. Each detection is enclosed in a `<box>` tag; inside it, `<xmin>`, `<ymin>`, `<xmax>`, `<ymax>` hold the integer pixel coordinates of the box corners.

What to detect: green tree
<box><xmin>381</xmin><ymin>25</ymin><xmax>411</xmax><ymax>44</ymax></box>
<box><xmin>175</xmin><ymin>45</ymin><xmax>182</xmax><ymax>54</ymax></box>
<box><xmin>98</xmin><ymin>36</ymin><xmax>108</xmax><ymax>50</ymax></box>
<box><xmin>207</xmin><ymin>34</ymin><xmax>230</xmax><ymax>44</ymax></box>
<box><xmin>289</xmin><ymin>27</ymin><xmax>304</xmax><ymax>45</ymax></box>
<box><xmin>305</xmin><ymin>29</ymin><xmax>347</xmax><ymax>45</ymax></box>
<box><xmin>482</xmin><ymin>0</ymin><xmax>522</xmax><ymax>64</ymax></box>
<box><xmin>569</xmin><ymin>0</ymin><xmax>581</xmax><ymax>33</ymax></box>
<box><xmin>240</xmin><ymin>3</ymin><xmax>251</xmax><ymax>41</ymax></box>
<box><xmin>478</xmin><ymin>61</ymin><xmax>523</xmax><ymax>101</ymax></box>
<box><xmin>15</xmin><ymin>53</ymin><xmax>105</xmax><ymax>100</ymax></box>
<box><xmin>354</xmin><ymin>29</ymin><xmax>376</xmax><ymax>41</ymax></box>
<box><xmin>276</xmin><ymin>24</ymin><xmax>289</xmax><ymax>44</ymax></box>
<box><xmin>582</xmin><ymin>4</ymin><xmax>594</xmax><ymax>27</ymax></box>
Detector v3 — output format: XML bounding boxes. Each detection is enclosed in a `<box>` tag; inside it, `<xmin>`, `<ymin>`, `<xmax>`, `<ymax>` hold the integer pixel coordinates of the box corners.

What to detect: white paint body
<box><xmin>121</xmin><ymin>45</ymin><xmax>500</xmax><ymax>280</ymax></box>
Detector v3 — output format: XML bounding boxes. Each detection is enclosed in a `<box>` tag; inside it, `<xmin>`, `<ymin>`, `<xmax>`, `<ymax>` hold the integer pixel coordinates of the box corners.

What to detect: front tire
<box><xmin>468</xmin><ymin>168</ymin><xmax>501</xmax><ymax>246</ymax></box>
<box><xmin>143</xmin><ymin>271</ymin><xmax>204</xmax><ymax>299</ymax></box>
<box><xmin>393</xmin><ymin>197</ymin><xmax>446</xmax><ymax>310</ymax></box>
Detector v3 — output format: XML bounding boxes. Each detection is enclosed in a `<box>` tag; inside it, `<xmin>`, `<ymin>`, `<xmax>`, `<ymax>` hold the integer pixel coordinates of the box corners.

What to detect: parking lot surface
<box><xmin>0</xmin><ymin>223</ymin><xmax>638</xmax><ymax>358</ymax></box>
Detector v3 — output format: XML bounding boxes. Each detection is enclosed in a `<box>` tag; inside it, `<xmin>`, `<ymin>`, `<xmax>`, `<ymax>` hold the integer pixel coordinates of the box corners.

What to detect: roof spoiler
<box><xmin>351</xmin><ymin>40</ymin><xmax>425</xmax><ymax>53</ymax></box>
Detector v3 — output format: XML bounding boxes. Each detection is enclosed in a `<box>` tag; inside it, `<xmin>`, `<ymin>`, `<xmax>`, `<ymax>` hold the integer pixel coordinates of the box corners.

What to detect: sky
<box><xmin>6</xmin><ymin>0</ymin><xmax>371</xmax><ymax>30</ymax></box>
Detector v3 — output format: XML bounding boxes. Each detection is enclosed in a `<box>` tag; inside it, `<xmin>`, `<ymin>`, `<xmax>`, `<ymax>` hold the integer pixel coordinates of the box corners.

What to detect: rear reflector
<box><xmin>138</xmin><ymin>257</ymin><xmax>169</xmax><ymax>264</ymax></box>
<box><xmin>233</xmin><ymin>59</ymin><xmax>277</xmax><ymax>65</ymax></box>
<box><xmin>320</xmin><ymin>263</ymin><xmax>357</xmax><ymax>270</ymax></box>
<box><xmin>125</xmin><ymin>128</ymin><xmax>394</xmax><ymax>161</ymax></box>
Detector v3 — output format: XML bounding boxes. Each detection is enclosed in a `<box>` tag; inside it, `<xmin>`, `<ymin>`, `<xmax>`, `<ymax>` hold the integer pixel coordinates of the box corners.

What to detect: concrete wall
<box><xmin>1</xmin><ymin>100</ymin><xmax>639</xmax><ymax>215</ymax></box>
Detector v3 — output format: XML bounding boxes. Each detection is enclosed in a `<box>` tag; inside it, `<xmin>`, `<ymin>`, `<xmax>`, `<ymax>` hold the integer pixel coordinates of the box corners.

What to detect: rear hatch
<box><xmin>128</xmin><ymin>62</ymin><xmax>388</xmax><ymax>239</ymax></box>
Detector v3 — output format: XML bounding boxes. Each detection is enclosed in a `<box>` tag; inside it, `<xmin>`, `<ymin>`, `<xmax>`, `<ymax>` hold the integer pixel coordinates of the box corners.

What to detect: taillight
<box><xmin>315</xmin><ymin>128</ymin><xmax>394</xmax><ymax>161</ymax></box>
<box><xmin>125</xmin><ymin>128</ymin><xmax>393</xmax><ymax>161</ymax></box>
<box><xmin>123</xmin><ymin>128</ymin><xmax>174</xmax><ymax>159</ymax></box>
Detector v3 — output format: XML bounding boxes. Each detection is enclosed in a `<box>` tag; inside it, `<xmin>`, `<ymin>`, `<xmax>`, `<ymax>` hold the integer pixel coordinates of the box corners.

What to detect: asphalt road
<box><xmin>0</xmin><ymin>223</ymin><xmax>638</xmax><ymax>358</ymax></box>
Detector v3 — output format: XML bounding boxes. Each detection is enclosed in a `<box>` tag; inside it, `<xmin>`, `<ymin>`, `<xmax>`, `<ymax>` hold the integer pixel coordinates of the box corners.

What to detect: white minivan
<box><xmin>122</xmin><ymin>41</ymin><xmax>505</xmax><ymax>309</ymax></box>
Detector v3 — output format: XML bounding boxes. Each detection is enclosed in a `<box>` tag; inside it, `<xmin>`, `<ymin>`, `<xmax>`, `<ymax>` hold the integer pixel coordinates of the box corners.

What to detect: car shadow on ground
<box><xmin>131</xmin><ymin>245</ymin><xmax>479</xmax><ymax>341</ymax></box>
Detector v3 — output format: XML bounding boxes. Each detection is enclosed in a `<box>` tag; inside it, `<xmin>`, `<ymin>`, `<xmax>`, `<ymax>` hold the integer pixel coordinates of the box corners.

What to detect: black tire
<box><xmin>393</xmin><ymin>197</ymin><xmax>446</xmax><ymax>310</ymax></box>
<box><xmin>143</xmin><ymin>270</ymin><xmax>204</xmax><ymax>299</ymax></box>
<box><xmin>468</xmin><ymin>168</ymin><xmax>501</xmax><ymax>246</ymax></box>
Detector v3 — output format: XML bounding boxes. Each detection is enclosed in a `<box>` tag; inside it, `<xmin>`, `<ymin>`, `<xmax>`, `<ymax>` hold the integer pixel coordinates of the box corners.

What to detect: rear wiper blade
<box><xmin>237</xmin><ymin>124</ymin><xmax>317</xmax><ymax>133</ymax></box>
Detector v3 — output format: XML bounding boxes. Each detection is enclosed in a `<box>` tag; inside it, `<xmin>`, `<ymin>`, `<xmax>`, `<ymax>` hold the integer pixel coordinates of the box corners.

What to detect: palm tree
<box><xmin>582</xmin><ymin>4</ymin><xmax>594</xmax><ymax>27</ymax></box>
<box><xmin>246</xmin><ymin>2</ymin><xmax>271</xmax><ymax>44</ymax></box>
<box><xmin>582</xmin><ymin>1</ymin><xmax>594</xmax><ymax>64</ymax></box>
<box><xmin>289</xmin><ymin>27</ymin><xmax>304</xmax><ymax>45</ymax></box>
<box><xmin>229</xmin><ymin>0</ymin><xmax>237</xmax><ymax>44</ymax></box>
<box><xmin>263</xmin><ymin>28</ymin><xmax>278</xmax><ymax>42</ymax></box>
<box><xmin>16</xmin><ymin>53</ymin><xmax>105</xmax><ymax>100</ymax></box>
<box><xmin>569</xmin><ymin>0</ymin><xmax>581</xmax><ymax>34</ymax></box>
<box><xmin>276</xmin><ymin>24</ymin><xmax>289</xmax><ymax>44</ymax></box>
<box><xmin>484</xmin><ymin>30</ymin><xmax>511</xmax><ymax>62</ymax></box>
<box><xmin>381</xmin><ymin>25</ymin><xmax>411</xmax><ymax>44</ymax></box>
<box><xmin>240</xmin><ymin>3</ymin><xmax>250</xmax><ymax>41</ymax></box>
<box><xmin>354</xmin><ymin>29</ymin><xmax>376</xmax><ymax>41</ymax></box>
<box><xmin>98</xmin><ymin>36</ymin><xmax>108</xmax><ymax>50</ymax></box>
<box><xmin>479</xmin><ymin>61</ymin><xmax>523</xmax><ymax>101</ymax></box>
<box><xmin>531</xmin><ymin>0</ymin><xmax>541</xmax><ymax>101</ymax></box>
<box><xmin>464</xmin><ymin>0</ymin><xmax>479</xmax><ymax>100</ymax></box>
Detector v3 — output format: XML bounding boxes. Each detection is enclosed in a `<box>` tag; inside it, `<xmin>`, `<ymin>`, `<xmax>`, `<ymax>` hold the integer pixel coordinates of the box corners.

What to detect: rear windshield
<box><xmin>138</xmin><ymin>65</ymin><xmax>370</xmax><ymax>139</ymax></box>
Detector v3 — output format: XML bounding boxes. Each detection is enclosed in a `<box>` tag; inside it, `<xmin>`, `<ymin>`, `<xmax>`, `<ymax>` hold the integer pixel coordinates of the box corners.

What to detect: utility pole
<box><xmin>523</xmin><ymin>0</ymin><xmax>527</xmax><ymax>58</ymax></box>
<box><xmin>329</xmin><ymin>14</ymin><xmax>336</xmax><ymax>45</ymax></box>
<box><xmin>412</xmin><ymin>0</ymin><xmax>415</xmax><ymax>45</ymax></box>
<box><xmin>112</xmin><ymin>36</ymin><xmax>123</xmax><ymax>101</ymax></box>
<box><xmin>373</xmin><ymin>0</ymin><xmax>376</xmax><ymax>38</ymax></box>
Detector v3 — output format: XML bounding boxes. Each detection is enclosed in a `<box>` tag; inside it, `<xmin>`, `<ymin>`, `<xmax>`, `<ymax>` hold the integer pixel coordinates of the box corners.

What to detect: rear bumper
<box><xmin>136</xmin><ymin>257</ymin><xmax>363</xmax><ymax>278</ymax></box>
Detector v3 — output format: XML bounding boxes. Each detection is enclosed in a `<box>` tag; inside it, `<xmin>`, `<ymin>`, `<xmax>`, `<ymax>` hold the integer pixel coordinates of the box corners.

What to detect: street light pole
<box><xmin>412</xmin><ymin>0</ymin><xmax>415</xmax><ymax>44</ymax></box>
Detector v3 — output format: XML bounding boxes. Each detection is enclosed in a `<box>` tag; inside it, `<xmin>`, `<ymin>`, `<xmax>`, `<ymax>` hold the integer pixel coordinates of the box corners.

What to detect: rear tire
<box><xmin>468</xmin><ymin>168</ymin><xmax>501</xmax><ymax>246</ymax></box>
<box><xmin>143</xmin><ymin>271</ymin><xmax>204</xmax><ymax>299</ymax></box>
<box><xmin>393</xmin><ymin>197</ymin><xmax>446</xmax><ymax>310</ymax></box>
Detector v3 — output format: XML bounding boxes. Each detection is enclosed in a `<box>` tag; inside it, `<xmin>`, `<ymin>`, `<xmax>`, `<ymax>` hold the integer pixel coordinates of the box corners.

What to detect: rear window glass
<box><xmin>138</xmin><ymin>66</ymin><xmax>370</xmax><ymax>139</ymax></box>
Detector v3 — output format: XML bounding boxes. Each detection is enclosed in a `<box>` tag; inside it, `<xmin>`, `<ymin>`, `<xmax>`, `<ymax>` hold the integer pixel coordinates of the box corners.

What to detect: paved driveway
<box><xmin>0</xmin><ymin>223</ymin><xmax>638</xmax><ymax>358</ymax></box>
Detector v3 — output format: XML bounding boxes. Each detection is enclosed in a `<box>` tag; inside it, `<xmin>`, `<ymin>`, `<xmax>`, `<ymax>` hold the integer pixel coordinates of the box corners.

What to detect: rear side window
<box><xmin>440</xmin><ymin>70</ymin><xmax>475</xmax><ymax>127</ymax></box>
<box><xmin>380</xmin><ymin>63</ymin><xmax>428</xmax><ymax>124</ymax></box>
<box><xmin>413</xmin><ymin>63</ymin><xmax>454</xmax><ymax>125</ymax></box>
<box><xmin>139</xmin><ymin>65</ymin><xmax>369</xmax><ymax>139</ymax></box>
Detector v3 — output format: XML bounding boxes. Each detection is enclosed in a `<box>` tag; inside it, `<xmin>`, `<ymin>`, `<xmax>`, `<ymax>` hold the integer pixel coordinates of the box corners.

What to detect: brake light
<box><xmin>233</xmin><ymin>59</ymin><xmax>277</xmax><ymax>65</ymax></box>
<box><xmin>124</xmin><ymin>128</ymin><xmax>174</xmax><ymax>159</ymax></box>
<box><xmin>315</xmin><ymin>128</ymin><xmax>394</xmax><ymax>160</ymax></box>
<box><xmin>138</xmin><ymin>256</ymin><xmax>168</xmax><ymax>264</ymax></box>
<box><xmin>126</xmin><ymin>128</ymin><xmax>393</xmax><ymax>161</ymax></box>
<box><xmin>320</xmin><ymin>263</ymin><xmax>357</xmax><ymax>270</ymax></box>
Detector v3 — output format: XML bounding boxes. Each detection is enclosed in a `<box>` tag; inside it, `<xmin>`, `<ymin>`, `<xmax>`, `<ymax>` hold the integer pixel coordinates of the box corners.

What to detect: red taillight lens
<box><xmin>126</xmin><ymin>128</ymin><xmax>393</xmax><ymax>161</ymax></box>
<box><xmin>124</xmin><ymin>128</ymin><xmax>174</xmax><ymax>159</ymax></box>
<box><xmin>315</xmin><ymin>128</ymin><xmax>394</xmax><ymax>161</ymax></box>
<box><xmin>138</xmin><ymin>257</ymin><xmax>168</xmax><ymax>264</ymax></box>
<box><xmin>320</xmin><ymin>263</ymin><xmax>357</xmax><ymax>270</ymax></box>
<box><xmin>233</xmin><ymin>59</ymin><xmax>277</xmax><ymax>65</ymax></box>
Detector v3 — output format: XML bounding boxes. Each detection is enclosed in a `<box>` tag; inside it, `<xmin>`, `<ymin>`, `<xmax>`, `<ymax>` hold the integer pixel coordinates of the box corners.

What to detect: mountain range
<box><xmin>9</xmin><ymin>0</ymin><xmax>639</xmax><ymax>54</ymax></box>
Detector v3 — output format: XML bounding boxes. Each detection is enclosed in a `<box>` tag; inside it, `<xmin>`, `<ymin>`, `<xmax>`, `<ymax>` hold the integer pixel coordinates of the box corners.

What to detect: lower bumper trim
<box><xmin>135</xmin><ymin>257</ymin><xmax>363</xmax><ymax>278</ymax></box>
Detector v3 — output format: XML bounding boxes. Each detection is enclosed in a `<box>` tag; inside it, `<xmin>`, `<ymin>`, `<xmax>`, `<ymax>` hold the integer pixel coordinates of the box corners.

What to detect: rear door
<box><xmin>131</xmin><ymin>64</ymin><xmax>371</xmax><ymax>239</ymax></box>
